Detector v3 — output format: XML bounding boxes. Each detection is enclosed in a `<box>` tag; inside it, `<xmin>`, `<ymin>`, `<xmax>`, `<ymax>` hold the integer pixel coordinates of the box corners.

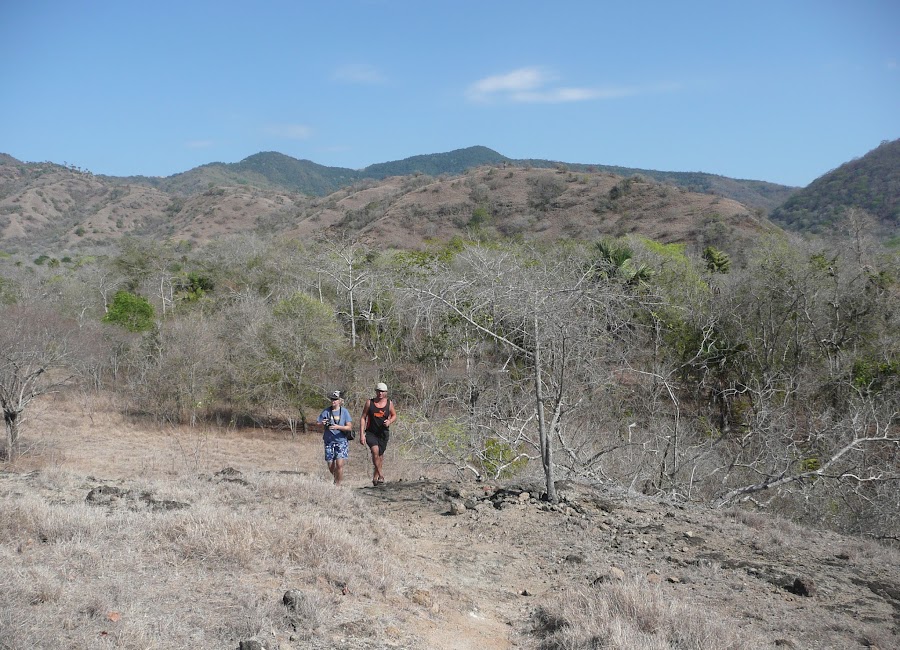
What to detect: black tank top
<box><xmin>366</xmin><ymin>399</ymin><xmax>391</xmax><ymax>434</ymax></box>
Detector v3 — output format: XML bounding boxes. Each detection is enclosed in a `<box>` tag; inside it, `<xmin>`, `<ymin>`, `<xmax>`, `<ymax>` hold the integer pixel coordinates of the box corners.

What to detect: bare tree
<box><xmin>715</xmin><ymin>392</ymin><xmax>899</xmax><ymax>533</ymax></box>
<box><xmin>317</xmin><ymin>238</ymin><xmax>372</xmax><ymax>348</ymax></box>
<box><xmin>404</xmin><ymin>243</ymin><xmax>627</xmax><ymax>502</ymax></box>
<box><xmin>126</xmin><ymin>317</ymin><xmax>225</xmax><ymax>425</ymax></box>
<box><xmin>0</xmin><ymin>306</ymin><xmax>88</xmax><ymax>460</ymax></box>
<box><xmin>215</xmin><ymin>291</ymin><xmax>347</xmax><ymax>432</ymax></box>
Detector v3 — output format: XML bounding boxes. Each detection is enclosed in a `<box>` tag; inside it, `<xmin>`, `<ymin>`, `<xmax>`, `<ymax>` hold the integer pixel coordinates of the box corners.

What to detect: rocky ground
<box><xmin>353</xmin><ymin>477</ymin><xmax>898</xmax><ymax>649</ymax></box>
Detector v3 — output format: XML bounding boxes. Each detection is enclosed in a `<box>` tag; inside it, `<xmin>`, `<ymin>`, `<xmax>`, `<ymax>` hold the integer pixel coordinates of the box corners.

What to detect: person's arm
<box><xmin>359</xmin><ymin>401</ymin><xmax>370</xmax><ymax>443</ymax></box>
<box><xmin>386</xmin><ymin>400</ymin><xmax>397</xmax><ymax>427</ymax></box>
<box><xmin>337</xmin><ymin>408</ymin><xmax>352</xmax><ymax>432</ymax></box>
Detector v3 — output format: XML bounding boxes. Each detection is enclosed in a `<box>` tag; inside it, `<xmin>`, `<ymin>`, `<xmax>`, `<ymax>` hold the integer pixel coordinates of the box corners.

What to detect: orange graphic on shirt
<box><xmin>374</xmin><ymin>409</ymin><xmax>386</xmax><ymax>417</ymax></box>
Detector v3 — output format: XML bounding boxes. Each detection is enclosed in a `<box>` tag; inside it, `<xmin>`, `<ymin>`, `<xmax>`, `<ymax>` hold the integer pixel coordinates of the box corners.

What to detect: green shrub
<box><xmin>102</xmin><ymin>291</ymin><xmax>156</xmax><ymax>332</ymax></box>
<box><xmin>480</xmin><ymin>437</ymin><xmax>528</xmax><ymax>479</ymax></box>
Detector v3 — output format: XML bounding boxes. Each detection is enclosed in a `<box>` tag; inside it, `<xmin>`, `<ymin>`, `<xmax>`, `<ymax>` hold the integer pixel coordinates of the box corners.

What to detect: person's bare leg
<box><xmin>370</xmin><ymin>446</ymin><xmax>384</xmax><ymax>483</ymax></box>
<box><xmin>333</xmin><ymin>458</ymin><xmax>345</xmax><ymax>485</ymax></box>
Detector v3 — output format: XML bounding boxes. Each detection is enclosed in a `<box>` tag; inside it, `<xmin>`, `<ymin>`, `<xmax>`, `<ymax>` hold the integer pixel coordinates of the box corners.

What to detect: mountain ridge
<box><xmin>3</xmin><ymin>146</ymin><xmax>797</xmax><ymax>213</ymax></box>
<box><xmin>4</xmin><ymin>140</ymin><xmax>897</xmax><ymax>255</ymax></box>
<box><xmin>0</xmin><ymin>154</ymin><xmax>779</xmax><ymax>255</ymax></box>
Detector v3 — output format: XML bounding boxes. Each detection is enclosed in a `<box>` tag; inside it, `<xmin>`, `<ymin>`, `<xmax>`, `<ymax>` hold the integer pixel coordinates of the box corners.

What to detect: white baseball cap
<box><xmin>375</xmin><ymin>382</ymin><xmax>388</xmax><ymax>392</ymax></box>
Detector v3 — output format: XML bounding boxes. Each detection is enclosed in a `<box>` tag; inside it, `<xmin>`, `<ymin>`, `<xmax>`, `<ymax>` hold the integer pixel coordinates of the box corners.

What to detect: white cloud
<box><xmin>333</xmin><ymin>63</ymin><xmax>387</xmax><ymax>85</ymax></box>
<box><xmin>466</xmin><ymin>67</ymin><xmax>552</xmax><ymax>102</ymax></box>
<box><xmin>511</xmin><ymin>87</ymin><xmax>607</xmax><ymax>103</ymax></box>
<box><xmin>185</xmin><ymin>140</ymin><xmax>214</xmax><ymax>149</ymax></box>
<box><xmin>264</xmin><ymin>124</ymin><xmax>313</xmax><ymax>140</ymax></box>
<box><xmin>470</xmin><ymin>67</ymin><xmax>549</xmax><ymax>94</ymax></box>
<box><xmin>467</xmin><ymin>67</ymin><xmax>681</xmax><ymax>104</ymax></box>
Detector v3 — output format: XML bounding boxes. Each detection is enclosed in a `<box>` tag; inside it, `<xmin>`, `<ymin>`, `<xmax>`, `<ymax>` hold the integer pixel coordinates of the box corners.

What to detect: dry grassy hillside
<box><xmin>304</xmin><ymin>166</ymin><xmax>775</xmax><ymax>251</ymax></box>
<box><xmin>1</xmin><ymin>159</ymin><xmax>779</xmax><ymax>255</ymax></box>
<box><xmin>1</xmin><ymin>393</ymin><xmax>897</xmax><ymax>650</ymax></box>
<box><xmin>0</xmin><ymin>161</ymin><xmax>312</xmax><ymax>251</ymax></box>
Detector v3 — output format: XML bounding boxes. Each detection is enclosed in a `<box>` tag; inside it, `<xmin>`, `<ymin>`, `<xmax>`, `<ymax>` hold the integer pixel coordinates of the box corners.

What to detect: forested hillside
<box><xmin>771</xmin><ymin>138</ymin><xmax>900</xmax><ymax>239</ymax></box>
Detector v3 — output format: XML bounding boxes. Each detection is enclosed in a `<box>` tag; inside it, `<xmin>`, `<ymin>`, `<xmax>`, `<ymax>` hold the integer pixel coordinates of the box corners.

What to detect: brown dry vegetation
<box><xmin>0</xmin><ymin>160</ymin><xmax>775</xmax><ymax>256</ymax></box>
<box><xmin>1</xmin><ymin>393</ymin><xmax>897</xmax><ymax>650</ymax></box>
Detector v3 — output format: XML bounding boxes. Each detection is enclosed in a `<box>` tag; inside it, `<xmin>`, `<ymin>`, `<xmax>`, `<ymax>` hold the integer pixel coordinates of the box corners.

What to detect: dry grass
<box><xmin>531</xmin><ymin>578</ymin><xmax>768</xmax><ymax>650</ymax></box>
<box><xmin>3</xmin><ymin>394</ymin><xmax>898</xmax><ymax>649</ymax></box>
<box><xmin>0</xmin><ymin>395</ymin><xmax>419</xmax><ymax>649</ymax></box>
<box><xmin>0</xmin><ymin>468</ymin><xmax>408</xmax><ymax>649</ymax></box>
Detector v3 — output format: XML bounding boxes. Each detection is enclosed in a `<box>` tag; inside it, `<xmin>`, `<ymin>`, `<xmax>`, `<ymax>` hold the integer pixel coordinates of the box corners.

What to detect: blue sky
<box><xmin>1</xmin><ymin>0</ymin><xmax>897</xmax><ymax>187</ymax></box>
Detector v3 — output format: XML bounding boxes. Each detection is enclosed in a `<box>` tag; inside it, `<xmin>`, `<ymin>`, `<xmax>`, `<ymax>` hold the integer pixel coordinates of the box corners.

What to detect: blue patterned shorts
<box><xmin>324</xmin><ymin>437</ymin><xmax>349</xmax><ymax>461</ymax></box>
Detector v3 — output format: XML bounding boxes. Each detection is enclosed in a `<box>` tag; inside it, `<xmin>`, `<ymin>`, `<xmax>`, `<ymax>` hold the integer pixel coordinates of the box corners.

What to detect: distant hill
<box><xmin>111</xmin><ymin>152</ymin><xmax>361</xmax><ymax>196</ymax></box>
<box><xmin>103</xmin><ymin>146</ymin><xmax>796</xmax><ymax>213</ymax></box>
<box><xmin>21</xmin><ymin>138</ymin><xmax>900</xmax><ymax>257</ymax></box>
<box><xmin>362</xmin><ymin>145</ymin><xmax>511</xmax><ymax>179</ymax></box>
<box><xmin>0</xmin><ymin>155</ymin><xmax>779</xmax><ymax>256</ymax></box>
<box><xmin>771</xmin><ymin>138</ymin><xmax>900</xmax><ymax>237</ymax></box>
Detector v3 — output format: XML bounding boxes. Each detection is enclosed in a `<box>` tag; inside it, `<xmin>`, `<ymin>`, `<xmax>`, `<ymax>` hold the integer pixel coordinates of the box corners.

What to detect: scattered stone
<box><xmin>282</xmin><ymin>589</ymin><xmax>309</xmax><ymax>611</ymax></box>
<box><xmin>521</xmin><ymin>589</ymin><xmax>532</xmax><ymax>596</ymax></box>
<box><xmin>667</xmin><ymin>576</ymin><xmax>681</xmax><ymax>584</ymax></box>
<box><xmin>565</xmin><ymin>553</ymin><xmax>585</xmax><ymax>564</ymax></box>
<box><xmin>518</xmin><ymin>491</ymin><xmax>530</xmax><ymax>501</ymax></box>
<box><xmin>138</xmin><ymin>492</ymin><xmax>189</xmax><ymax>511</ymax></box>
<box><xmin>774</xmin><ymin>639</ymin><xmax>798</xmax><ymax>648</ymax></box>
<box><xmin>237</xmin><ymin>637</ymin><xmax>271</xmax><ymax>650</ymax></box>
<box><xmin>86</xmin><ymin>485</ymin><xmax>128</xmax><ymax>504</ymax></box>
<box><xmin>410</xmin><ymin>589</ymin><xmax>433</xmax><ymax>608</ymax></box>
<box><xmin>647</xmin><ymin>573</ymin><xmax>662</xmax><ymax>585</ymax></box>
<box><xmin>449</xmin><ymin>500</ymin><xmax>467</xmax><ymax>515</ymax></box>
<box><xmin>591</xmin><ymin>565</ymin><xmax>629</xmax><ymax>586</ymax></box>
<box><xmin>86</xmin><ymin>485</ymin><xmax>188</xmax><ymax>511</ymax></box>
<box><xmin>220</xmin><ymin>476</ymin><xmax>251</xmax><ymax>486</ymax></box>
<box><xmin>786</xmin><ymin>576</ymin><xmax>816</xmax><ymax>597</ymax></box>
